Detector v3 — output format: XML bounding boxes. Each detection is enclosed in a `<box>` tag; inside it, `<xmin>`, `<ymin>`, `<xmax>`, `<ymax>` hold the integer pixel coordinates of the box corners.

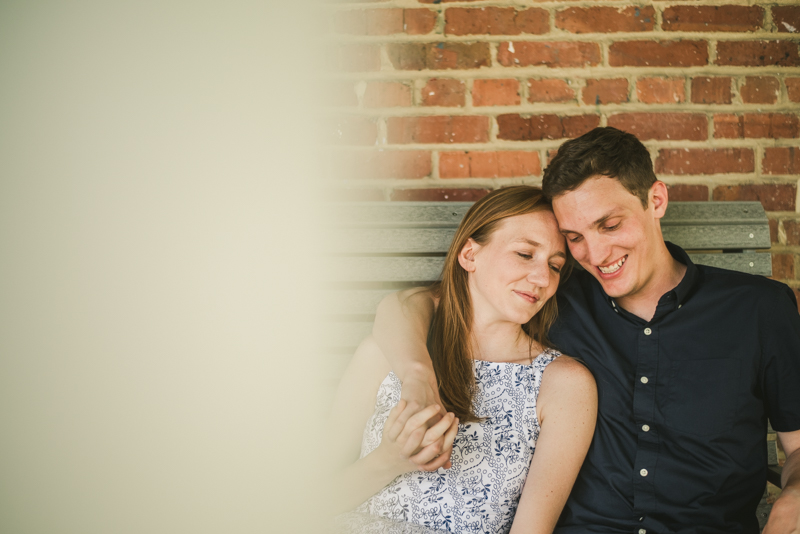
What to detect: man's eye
<box><xmin>604</xmin><ymin>223</ymin><xmax>620</xmax><ymax>231</ymax></box>
<box><xmin>568</xmin><ymin>235</ymin><xmax>583</xmax><ymax>243</ymax></box>
<box><xmin>516</xmin><ymin>252</ymin><xmax>532</xmax><ymax>259</ymax></box>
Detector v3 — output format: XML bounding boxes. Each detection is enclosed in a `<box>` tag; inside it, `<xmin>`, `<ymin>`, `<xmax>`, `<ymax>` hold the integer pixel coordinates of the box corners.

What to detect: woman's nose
<box><xmin>527</xmin><ymin>261</ymin><xmax>551</xmax><ymax>286</ymax></box>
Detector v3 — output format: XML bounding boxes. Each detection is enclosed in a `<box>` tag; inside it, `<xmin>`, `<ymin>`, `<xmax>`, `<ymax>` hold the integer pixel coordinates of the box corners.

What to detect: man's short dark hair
<box><xmin>542</xmin><ymin>127</ymin><xmax>657</xmax><ymax>208</ymax></box>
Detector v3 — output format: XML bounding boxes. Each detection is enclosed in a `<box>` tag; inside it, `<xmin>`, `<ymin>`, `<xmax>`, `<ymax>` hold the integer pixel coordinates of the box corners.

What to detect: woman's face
<box><xmin>461</xmin><ymin>210</ymin><xmax>567</xmax><ymax>326</ymax></box>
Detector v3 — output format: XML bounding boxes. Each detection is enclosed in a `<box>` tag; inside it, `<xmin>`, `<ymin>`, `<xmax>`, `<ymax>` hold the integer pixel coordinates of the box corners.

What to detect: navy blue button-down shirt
<box><xmin>551</xmin><ymin>243</ymin><xmax>800</xmax><ymax>534</ymax></box>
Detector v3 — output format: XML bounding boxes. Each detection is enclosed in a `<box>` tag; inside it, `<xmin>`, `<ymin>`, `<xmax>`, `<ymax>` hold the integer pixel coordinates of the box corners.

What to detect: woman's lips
<box><xmin>513</xmin><ymin>290</ymin><xmax>539</xmax><ymax>304</ymax></box>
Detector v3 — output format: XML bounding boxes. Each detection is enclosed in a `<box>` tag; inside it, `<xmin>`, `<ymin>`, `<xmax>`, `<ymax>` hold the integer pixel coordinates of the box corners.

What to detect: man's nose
<box><xmin>584</xmin><ymin>237</ymin><xmax>610</xmax><ymax>266</ymax></box>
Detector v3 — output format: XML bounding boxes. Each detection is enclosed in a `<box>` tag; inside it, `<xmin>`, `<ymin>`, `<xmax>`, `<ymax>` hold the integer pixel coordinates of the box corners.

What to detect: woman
<box><xmin>327</xmin><ymin>186</ymin><xmax>597</xmax><ymax>533</ymax></box>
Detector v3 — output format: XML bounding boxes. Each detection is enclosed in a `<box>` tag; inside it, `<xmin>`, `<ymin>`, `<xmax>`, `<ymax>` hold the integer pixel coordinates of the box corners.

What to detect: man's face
<box><xmin>552</xmin><ymin>176</ymin><xmax>666</xmax><ymax>302</ymax></box>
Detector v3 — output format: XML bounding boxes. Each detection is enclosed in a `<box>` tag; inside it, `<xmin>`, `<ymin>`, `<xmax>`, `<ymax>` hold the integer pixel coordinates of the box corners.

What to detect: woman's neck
<box><xmin>469</xmin><ymin>315</ymin><xmax>538</xmax><ymax>364</ymax></box>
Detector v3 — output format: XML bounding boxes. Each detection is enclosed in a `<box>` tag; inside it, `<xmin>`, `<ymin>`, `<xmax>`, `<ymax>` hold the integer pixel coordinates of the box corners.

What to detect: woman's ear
<box><xmin>458</xmin><ymin>238</ymin><xmax>479</xmax><ymax>272</ymax></box>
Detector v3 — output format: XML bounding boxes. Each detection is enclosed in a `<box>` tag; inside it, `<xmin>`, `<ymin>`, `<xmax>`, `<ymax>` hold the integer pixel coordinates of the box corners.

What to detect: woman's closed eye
<box><xmin>516</xmin><ymin>252</ymin><xmax>532</xmax><ymax>260</ymax></box>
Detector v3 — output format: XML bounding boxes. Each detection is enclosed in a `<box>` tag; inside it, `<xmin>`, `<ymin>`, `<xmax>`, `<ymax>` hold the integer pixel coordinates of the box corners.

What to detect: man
<box><xmin>372</xmin><ymin>127</ymin><xmax>800</xmax><ymax>533</ymax></box>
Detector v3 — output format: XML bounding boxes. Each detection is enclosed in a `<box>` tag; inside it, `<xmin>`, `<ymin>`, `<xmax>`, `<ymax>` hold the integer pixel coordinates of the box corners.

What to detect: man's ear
<box><xmin>458</xmin><ymin>238</ymin><xmax>479</xmax><ymax>272</ymax></box>
<box><xmin>649</xmin><ymin>181</ymin><xmax>669</xmax><ymax>219</ymax></box>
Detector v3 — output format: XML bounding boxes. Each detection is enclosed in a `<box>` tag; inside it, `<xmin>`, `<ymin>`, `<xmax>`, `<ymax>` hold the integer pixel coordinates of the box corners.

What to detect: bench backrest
<box><xmin>326</xmin><ymin>200</ymin><xmax>771</xmax><ymax>356</ymax></box>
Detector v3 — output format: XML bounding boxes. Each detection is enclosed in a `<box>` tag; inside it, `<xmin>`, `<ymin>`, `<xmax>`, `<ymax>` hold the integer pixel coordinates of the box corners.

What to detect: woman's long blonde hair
<box><xmin>428</xmin><ymin>186</ymin><xmax>570</xmax><ymax>423</ymax></box>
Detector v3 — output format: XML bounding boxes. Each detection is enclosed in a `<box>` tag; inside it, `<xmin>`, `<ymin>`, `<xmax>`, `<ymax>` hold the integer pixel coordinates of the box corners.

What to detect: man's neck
<box><xmin>616</xmin><ymin>254</ymin><xmax>687</xmax><ymax>322</ymax></box>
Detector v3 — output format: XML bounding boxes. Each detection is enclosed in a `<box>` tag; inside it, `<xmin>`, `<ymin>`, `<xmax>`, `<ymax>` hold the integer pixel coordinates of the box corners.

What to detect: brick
<box><xmin>473</xmin><ymin>79</ymin><xmax>520</xmax><ymax>107</ymax></box>
<box><xmin>498</xmin><ymin>42</ymin><xmax>600</xmax><ymax>68</ymax></box>
<box><xmin>562</xmin><ymin>115</ymin><xmax>601</xmax><ymax>138</ymax></box>
<box><xmin>418</xmin><ymin>0</ymin><xmax>478</xmax><ymax>3</ymax></box>
<box><xmin>391</xmin><ymin>188</ymin><xmax>491</xmax><ymax>202</ymax></box>
<box><xmin>497</xmin><ymin>114</ymin><xmax>599</xmax><ymax>141</ymax></box>
<box><xmin>388</xmin><ymin>43</ymin><xmax>491</xmax><ymax>70</ymax></box>
<box><xmin>783</xmin><ymin>220</ymin><xmax>800</xmax><ymax>245</ymax></box>
<box><xmin>740</xmin><ymin>76</ymin><xmax>780</xmax><ymax>104</ymax></box>
<box><xmin>528</xmin><ymin>79</ymin><xmax>575</xmax><ymax>103</ymax></box>
<box><xmin>716</xmin><ymin>41</ymin><xmax>800</xmax><ymax>67</ymax></box>
<box><xmin>555</xmin><ymin>6</ymin><xmax>655</xmax><ymax>33</ymax></box>
<box><xmin>714</xmin><ymin>114</ymin><xmax>800</xmax><ymax>139</ymax></box>
<box><xmin>771</xmin><ymin>253</ymin><xmax>795</xmax><ymax>279</ymax></box>
<box><xmin>334</xmin><ymin>44</ymin><xmax>381</xmax><ymax>72</ymax></box>
<box><xmin>386</xmin><ymin>116</ymin><xmax>490</xmax><ymax>144</ymax></box>
<box><xmin>607</xmin><ymin>113</ymin><xmax>707</xmax><ymax>141</ymax></box>
<box><xmin>333</xmin><ymin>10</ymin><xmax>366</xmax><ymax>34</ymax></box>
<box><xmin>665</xmin><ymin>184</ymin><xmax>709</xmax><ymax>201</ymax></box>
<box><xmin>421</xmin><ymin>79</ymin><xmax>466</xmax><ymax>107</ymax></box>
<box><xmin>445</xmin><ymin>7</ymin><xmax>548</xmax><ymax>36</ymax></box>
<box><xmin>610</xmin><ymin>40</ymin><xmax>708</xmax><ymax>67</ymax></box>
<box><xmin>405</xmin><ymin>9</ymin><xmax>437</xmax><ymax>35</ymax></box>
<box><xmin>770</xmin><ymin>219</ymin><xmax>780</xmax><ymax>244</ymax></box>
<box><xmin>582</xmin><ymin>78</ymin><xmax>629</xmax><ymax>105</ymax></box>
<box><xmin>662</xmin><ymin>6</ymin><xmax>763</xmax><ymax>32</ymax></box>
<box><xmin>773</xmin><ymin>6</ymin><xmax>800</xmax><ymax>34</ymax></box>
<box><xmin>691</xmin><ymin>77</ymin><xmax>732</xmax><ymax>104</ymax></box>
<box><xmin>655</xmin><ymin>148</ymin><xmax>755</xmax><ymax>175</ymax></box>
<box><xmin>763</xmin><ymin>147</ymin><xmax>800</xmax><ymax>175</ymax></box>
<box><xmin>363</xmin><ymin>82</ymin><xmax>412</xmax><ymax>108</ymax></box>
<box><xmin>786</xmin><ymin>78</ymin><xmax>800</xmax><ymax>102</ymax></box>
<box><xmin>367</xmin><ymin>8</ymin><xmax>404</xmax><ymax>35</ymax></box>
<box><xmin>440</xmin><ymin>151</ymin><xmax>541</xmax><ymax>178</ymax></box>
<box><xmin>743</xmin><ymin>114</ymin><xmax>798</xmax><ymax>138</ymax></box>
<box><xmin>712</xmin><ymin>184</ymin><xmax>796</xmax><ymax>211</ymax></box>
<box><xmin>330</xmin><ymin>116</ymin><xmax>378</xmax><ymax>145</ymax></box>
<box><xmin>636</xmin><ymin>77</ymin><xmax>685</xmax><ymax>104</ymax></box>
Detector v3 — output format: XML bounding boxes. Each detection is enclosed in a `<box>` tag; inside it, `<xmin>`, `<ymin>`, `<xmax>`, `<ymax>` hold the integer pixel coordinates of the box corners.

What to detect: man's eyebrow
<box><xmin>558</xmin><ymin>210</ymin><xmax>622</xmax><ymax>234</ymax></box>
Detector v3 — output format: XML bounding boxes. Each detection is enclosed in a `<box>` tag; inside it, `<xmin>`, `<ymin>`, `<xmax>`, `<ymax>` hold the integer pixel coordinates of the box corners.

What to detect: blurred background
<box><xmin>0</xmin><ymin>2</ymin><xmax>326</xmax><ymax>532</ymax></box>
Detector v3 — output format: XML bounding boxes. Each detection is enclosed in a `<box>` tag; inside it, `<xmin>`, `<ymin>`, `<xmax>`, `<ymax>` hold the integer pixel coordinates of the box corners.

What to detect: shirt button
<box><xmin>642</xmin><ymin>424</ymin><xmax>650</xmax><ymax>432</ymax></box>
<box><xmin>640</xmin><ymin>376</ymin><xmax>649</xmax><ymax>384</ymax></box>
<box><xmin>640</xmin><ymin>468</ymin><xmax>648</xmax><ymax>477</ymax></box>
<box><xmin>644</xmin><ymin>327</ymin><xmax>652</xmax><ymax>335</ymax></box>
<box><xmin>639</xmin><ymin>530</ymin><xmax>647</xmax><ymax>534</ymax></box>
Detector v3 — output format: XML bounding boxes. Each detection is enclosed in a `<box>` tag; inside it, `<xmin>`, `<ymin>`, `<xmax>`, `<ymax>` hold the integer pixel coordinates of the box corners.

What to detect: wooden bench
<box><xmin>325</xmin><ymin>199</ymin><xmax>783</xmax><ymax>525</ymax></box>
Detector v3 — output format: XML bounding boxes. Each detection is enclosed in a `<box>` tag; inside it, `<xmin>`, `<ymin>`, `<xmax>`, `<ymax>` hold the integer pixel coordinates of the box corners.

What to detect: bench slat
<box><xmin>336</xmin><ymin>224</ymin><xmax>769</xmax><ymax>254</ymax></box>
<box><xmin>329</xmin><ymin>253</ymin><xmax>771</xmax><ymax>283</ymax></box>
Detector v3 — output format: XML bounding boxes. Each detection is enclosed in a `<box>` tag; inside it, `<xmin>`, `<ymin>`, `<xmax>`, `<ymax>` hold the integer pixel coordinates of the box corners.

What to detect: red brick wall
<box><xmin>327</xmin><ymin>1</ymin><xmax>800</xmax><ymax>291</ymax></box>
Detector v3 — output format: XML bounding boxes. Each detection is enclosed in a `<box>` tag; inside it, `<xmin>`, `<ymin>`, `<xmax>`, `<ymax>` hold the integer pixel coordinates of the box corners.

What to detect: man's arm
<box><xmin>372</xmin><ymin>288</ymin><xmax>456</xmax><ymax>470</ymax></box>
<box><xmin>372</xmin><ymin>288</ymin><xmax>441</xmax><ymax>412</ymax></box>
<box><xmin>763</xmin><ymin>429</ymin><xmax>800</xmax><ymax>534</ymax></box>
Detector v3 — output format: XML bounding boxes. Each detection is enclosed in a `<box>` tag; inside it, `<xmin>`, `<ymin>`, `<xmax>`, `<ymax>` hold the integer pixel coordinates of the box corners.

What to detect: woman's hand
<box><xmin>375</xmin><ymin>400</ymin><xmax>459</xmax><ymax>478</ymax></box>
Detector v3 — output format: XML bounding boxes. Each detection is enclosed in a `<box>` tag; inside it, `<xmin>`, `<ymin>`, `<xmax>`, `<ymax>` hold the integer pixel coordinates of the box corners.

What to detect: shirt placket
<box><xmin>632</xmin><ymin>323</ymin><xmax>659</xmax><ymax>528</ymax></box>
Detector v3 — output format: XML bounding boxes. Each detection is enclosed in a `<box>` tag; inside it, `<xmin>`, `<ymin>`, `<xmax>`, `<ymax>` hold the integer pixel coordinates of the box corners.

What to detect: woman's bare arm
<box><xmin>509</xmin><ymin>356</ymin><xmax>598</xmax><ymax>534</ymax></box>
<box><xmin>325</xmin><ymin>336</ymin><xmax>457</xmax><ymax>514</ymax></box>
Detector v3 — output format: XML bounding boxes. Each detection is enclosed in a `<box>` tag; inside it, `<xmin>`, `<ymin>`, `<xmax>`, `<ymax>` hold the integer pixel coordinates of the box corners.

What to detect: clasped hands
<box><xmin>375</xmin><ymin>374</ymin><xmax>458</xmax><ymax>476</ymax></box>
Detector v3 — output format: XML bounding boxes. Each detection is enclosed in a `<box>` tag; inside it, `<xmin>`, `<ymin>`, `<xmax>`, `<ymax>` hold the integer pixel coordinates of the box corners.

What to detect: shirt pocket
<box><xmin>662</xmin><ymin>358</ymin><xmax>741</xmax><ymax>437</ymax></box>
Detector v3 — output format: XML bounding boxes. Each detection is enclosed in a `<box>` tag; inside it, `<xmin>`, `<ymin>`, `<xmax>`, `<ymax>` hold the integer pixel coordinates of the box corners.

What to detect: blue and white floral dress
<box><xmin>339</xmin><ymin>349</ymin><xmax>559</xmax><ymax>534</ymax></box>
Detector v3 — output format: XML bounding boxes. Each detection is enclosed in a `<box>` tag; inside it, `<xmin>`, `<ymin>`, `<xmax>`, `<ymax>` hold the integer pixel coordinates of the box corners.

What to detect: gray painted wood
<box><xmin>337</xmin><ymin>225</ymin><xmax>769</xmax><ymax>254</ymax></box>
<box><xmin>687</xmin><ymin>253</ymin><xmax>772</xmax><ymax>276</ymax></box>
<box><xmin>329</xmin><ymin>253</ymin><xmax>770</xmax><ymax>283</ymax></box>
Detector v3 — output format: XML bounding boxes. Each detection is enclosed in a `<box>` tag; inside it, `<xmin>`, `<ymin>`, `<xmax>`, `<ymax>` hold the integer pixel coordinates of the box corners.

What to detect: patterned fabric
<box><xmin>342</xmin><ymin>349</ymin><xmax>559</xmax><ymax>534</ymax></box>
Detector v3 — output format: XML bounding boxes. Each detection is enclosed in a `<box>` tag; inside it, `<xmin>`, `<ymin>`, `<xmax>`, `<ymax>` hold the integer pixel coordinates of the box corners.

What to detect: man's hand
<box><xmin>376</xmin><ymin>400</ymin><xmax>458</xmax><ymax>476</ymax></box>
<box><xmin>763</xmin><ymin>487</ymin><xmax>800</xmax><ymax>534</ymax></box>
<box><xmin>764</xmin><ymin>431</ymin><xmax>800</xmax><ymax>534</ymax></box>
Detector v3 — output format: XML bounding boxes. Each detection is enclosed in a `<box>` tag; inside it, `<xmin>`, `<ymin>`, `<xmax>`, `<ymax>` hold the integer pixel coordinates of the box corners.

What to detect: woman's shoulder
<box><xmin>539</xmin><ymin>351</ymin><xmax>596</xmax><ymax>391</ymax></box>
